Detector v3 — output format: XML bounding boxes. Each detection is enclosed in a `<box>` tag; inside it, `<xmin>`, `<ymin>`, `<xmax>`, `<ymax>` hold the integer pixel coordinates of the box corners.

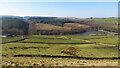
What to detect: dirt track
<box><xmin>2</xmin><ymin>57</ymin><xmax>119</xmax><ymax>66</ymax></box>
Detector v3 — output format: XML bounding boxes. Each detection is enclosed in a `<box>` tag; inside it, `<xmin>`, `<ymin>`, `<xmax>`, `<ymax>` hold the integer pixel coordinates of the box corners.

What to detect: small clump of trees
<box><xmin>61</xmin><ymin>47</ymin><xmax>79</xmax><ymax>56</ymax></box>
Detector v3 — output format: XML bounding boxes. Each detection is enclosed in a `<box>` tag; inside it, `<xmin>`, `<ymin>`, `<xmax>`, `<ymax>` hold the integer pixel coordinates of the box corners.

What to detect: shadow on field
<box><xmin>9</xmin><ymin>47</ymin><xmax>50</xmax><ymax>49</ymax></box>
<box><xmin>17</xmin><ymin>42</ymin><xmax>92</xmax><ymax>44</ymax></box>
<box><xmin>13</xmin><ymin>54</ymin><xmax>120</xmax><ymax>60</ymax></box>
<box><xmin>83</xmin><ymin>37</ymin><xmax>109</xmax><ymax>40</ymax></box>
<box><xmin>1</xmin><ymin>38</ymin><xmax>28</xmax><ymax>44</ymax></box>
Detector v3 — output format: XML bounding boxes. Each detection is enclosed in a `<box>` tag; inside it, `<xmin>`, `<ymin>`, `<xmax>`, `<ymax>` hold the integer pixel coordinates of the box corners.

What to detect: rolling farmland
<box><xmin>1</xmin><ymin>35</ymin><xmax>119</xmax><ymax>66</ymax></box>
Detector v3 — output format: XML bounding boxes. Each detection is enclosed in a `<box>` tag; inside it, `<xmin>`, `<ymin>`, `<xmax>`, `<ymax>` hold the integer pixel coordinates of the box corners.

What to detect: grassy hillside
<box><xmin>2</xmin><ymin>37</ymin><xmax>24</xmax><ymax>43</ymax></box>
<box><xmin>2</xmin><ymin>35</ymin><xmax>118</xmax><ymax>58</ymax></box>
<box><xmin>74</xmin><ymin>18</ymin><xmax>118</xmax><ymax>28</ymax></box>
<box><xmin>30</xmin><ymin>23</ymin><xmax>91</xmax><ymax>35</ymax></box>
<box><xmin>2</xmin><ymin>16</ymin><xmax>118</xmax><ymax>35</ymax></box>
<box><xmin>72</xmin><ymin>18</ymin><xmax>118</xmax><ymax>33</ymax></box>
<box><xmin>35</xmin><ymin>23</ymin><xmax>71</xmax><ymax>31</ymax></box>
<box><xmin>2</xmin><ymin>35</ymin><xmax>119</xmax><ymax>66</ymax></box>
<box><xmin>28</xmin><ymin>17</ymin><xmax>118</xmax><ymax>35</ymax></box>
<box><xmin>28</xmin><ymin>18</ymin><xmax>75</xmax><ymax>26</ymax></box>
<box><xmin>64</xmin><ymin>23</ymin><xmax>92</xmax><ymax>30</ymax></box>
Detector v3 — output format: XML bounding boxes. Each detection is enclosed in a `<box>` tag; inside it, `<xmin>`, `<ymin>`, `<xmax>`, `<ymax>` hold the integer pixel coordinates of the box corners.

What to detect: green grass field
<box><xmin>27</xmin><ymin>35</ymin><xmax>65</xmax><ymax>39</ymax></box>
<box><xmin>72</xmin><ymin>18</ymin><xmax>118</xmax><ymax>28</ymax></box>
<box><xmin>88</xmin><ymin>37</ymin><xmax>118</xmax><ymax>45</ymax></box>
<box><xmin>19</xmin><ymin>38</ymin><xmax>88</xmax><ymax>44</ymax></box>
<box><xmin>2</xmin><ymin>37</ymin><xmax>24</xmax><ymax>43</ymax></box>
<box><xmin>2</xmin><ymin>35</ymin><xmax>119</xmax><ymax>66</ymax></box>
<box><xmin>2</xmin><ymin>43</ymin><xmax>118</xmax><ymax>57</ymax></box>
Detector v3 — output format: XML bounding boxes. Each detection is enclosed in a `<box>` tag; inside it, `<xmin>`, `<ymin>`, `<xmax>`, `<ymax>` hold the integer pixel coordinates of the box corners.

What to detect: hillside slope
<box><xmin>64</xmin><ymin>23</ymin><xmax>91</xmax><ymax>29</ymax></box>
<box><xmin>30</xmin><ymin>23</ymin><xmax>91</xmax><ymax>35</ymax></box>
<box><xmin>72</xmin><ymin>18</ymin><xmax>118</xmax><ymax>33</ymax></box>
<box><xmin>2</xmin><ymin>17</ymin><xmax>29</xmax><ymax>35</ymax></box>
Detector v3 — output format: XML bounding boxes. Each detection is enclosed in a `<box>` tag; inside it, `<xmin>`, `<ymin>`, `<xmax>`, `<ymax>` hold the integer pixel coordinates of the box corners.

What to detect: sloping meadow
<box><xmin>2</xmin><ymin>35</ymin><xmax>119</xmax><ymax>58</ymax></box>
